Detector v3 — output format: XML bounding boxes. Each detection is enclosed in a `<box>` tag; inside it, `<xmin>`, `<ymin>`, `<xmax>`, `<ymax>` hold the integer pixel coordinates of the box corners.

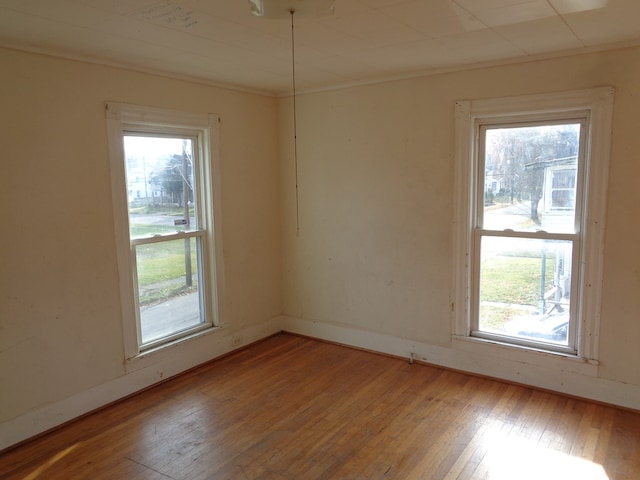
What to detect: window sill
<box><xmin>125</xmin><ymin>325</ymin><xmax>225</xmax><ymax>373</ymax></box>
<box><xmin>451</xmin><ymin>334</ymin><xmax>599</xmax><ymax>377</ymax></box>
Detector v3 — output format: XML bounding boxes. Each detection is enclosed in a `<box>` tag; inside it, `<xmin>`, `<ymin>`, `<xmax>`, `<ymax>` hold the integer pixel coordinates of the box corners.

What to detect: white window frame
<box><xmin>106</xmin><ymin>102</ymin><xmax>225</xmax><ymax>361</ymax></box>
<box><xmin>453</xmin><ymin>87</ymin><xmax>614</xmax><ymax>363</ymax></box>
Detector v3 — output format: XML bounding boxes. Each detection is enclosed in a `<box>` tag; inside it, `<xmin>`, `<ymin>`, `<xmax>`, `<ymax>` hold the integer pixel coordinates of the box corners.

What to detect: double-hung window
<box><xmin>453</xmin><ymin>88</ymin><xmax>613</xmax><ymax>360</ymax></box>
<box><xmin>106</xmin><ymin>103</ymin><xmax>224</xmax><ymax>360</ymax></box>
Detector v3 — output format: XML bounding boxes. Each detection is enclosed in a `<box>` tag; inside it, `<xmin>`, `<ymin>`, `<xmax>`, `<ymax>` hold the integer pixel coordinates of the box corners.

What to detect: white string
<box><xmin>290</xmin><ymin>9</ymin><xmax>300</xmax><ymax>237</ymax></box>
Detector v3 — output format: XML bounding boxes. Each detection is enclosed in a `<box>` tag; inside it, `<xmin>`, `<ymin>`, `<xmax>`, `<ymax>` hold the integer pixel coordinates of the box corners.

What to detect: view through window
<box><xmin>123</xmin><ymin>135</ymin><xmax>208</xmax><ymax>348</ymax></box>
<box><xmin>474</xmin><ymin>122</ymin><xmax>583</xmax><ymax>351</ymax></box>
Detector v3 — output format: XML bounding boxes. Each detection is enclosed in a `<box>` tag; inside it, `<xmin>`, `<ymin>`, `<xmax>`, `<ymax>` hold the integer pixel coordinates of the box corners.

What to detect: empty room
<box><xmin>1</xmin><ymin>0</ymin><xmax>639</xmax><ymax>478</ymax></box>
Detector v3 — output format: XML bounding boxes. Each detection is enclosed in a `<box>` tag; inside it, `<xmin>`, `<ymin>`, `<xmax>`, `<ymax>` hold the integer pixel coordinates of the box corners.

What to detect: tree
<box><xmin>160</xmin><ymin>154</ymin><xmax>186</xmax><ymax>205</ymax></box>
<box><xmin>485</xmin><ymin>124</ymin><xmax>580</xmax><ymax>223</ymax></box>
<box><xmin>153</xmin><ymin>150</ymin><xmax>194</xmax><ymax>207</ymax></box>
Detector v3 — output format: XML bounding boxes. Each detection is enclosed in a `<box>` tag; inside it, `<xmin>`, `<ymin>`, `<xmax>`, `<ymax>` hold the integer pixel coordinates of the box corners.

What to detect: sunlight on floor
<box><xmin>24</xmin><ymin>444</ymin><xmax>79</xmax><ymax>480</ymax></box>
<box><xmin>483</xmin><ymin>434</ymin><xmax>609</xmax><ymax>480</ymax></box>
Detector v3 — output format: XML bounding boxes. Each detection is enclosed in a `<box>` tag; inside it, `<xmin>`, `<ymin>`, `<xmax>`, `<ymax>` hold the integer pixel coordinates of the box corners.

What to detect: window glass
<box><xmin>478</xmin><ymin>236</ymin><xmax>572</xmax><ymax>346</ymax></box>
<box><xmin>123</xmin><ymin>134</ymin><xmax>209</xmax><ymax>350</ymax></box>
<box><xmin>482</xmin><ymin>124</ymin><xmax>580</xmax><ymax>234</ymax></box>
<box><xmin>124</xmin><ymin>136</ymin><xmax>197</xmax><ymax>238</ymax></box>
<box><xmin>137</xmin><ymin>237</ymin><xmax>203</xmax><ymax>344</ymax></box>
<box><xmin>476</xmin><ymin>122</ymin><xmax>581</xmax><ymax>351</ymax></box>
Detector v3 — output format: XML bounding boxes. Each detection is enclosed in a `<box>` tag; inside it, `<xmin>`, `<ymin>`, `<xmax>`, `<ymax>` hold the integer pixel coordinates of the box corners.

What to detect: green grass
<box><xmin>134</xmin><ymin>238</ymin><xmax>199</xmax><ymax>306</ymax></box>
<box><xmin>479</xmin><ymin>254</ymin><xmax>555</xmax><ymax>331</ymax></box>
<box><xmin>480</xmin><ymin>256</ymin><xmax>554</xmax><ymax>305</ymax></box>
<box><xmin>136</xmin><ymin>240</ymin><xmax>198</xmax><ymax>284</ymax></box>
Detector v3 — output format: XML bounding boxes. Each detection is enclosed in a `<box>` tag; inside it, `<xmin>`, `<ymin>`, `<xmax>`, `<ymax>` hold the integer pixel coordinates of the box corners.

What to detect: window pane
<box><xmin>483</xmin><ymin>124</ymin><xmax>580</xmax><ymax>233</ymax></box>
<box><xmin>136</xmin><ymin>237</ymin><xmax>203</xmax><ymax>345</ymax></box>
<box><xmin>124</xmin><ymin>136</ymin><xmax>197</xmax><ymax>238</ymax></box>
<box><xmin>478</xmin><ymin>236</ymin><xmax>572</xmax><ymax>346</ymax></box>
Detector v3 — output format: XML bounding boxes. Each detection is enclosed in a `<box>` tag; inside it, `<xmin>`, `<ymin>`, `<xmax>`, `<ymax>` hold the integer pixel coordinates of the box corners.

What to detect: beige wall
<box><xmin>0</xmin><ymin>48</ymin><xmax>282</xmax><ymax>429</ymax></box>
<box><xmin>280</xmin><ymin>46</ymin><xmax>640</xmax><ymax>388</ymax></box>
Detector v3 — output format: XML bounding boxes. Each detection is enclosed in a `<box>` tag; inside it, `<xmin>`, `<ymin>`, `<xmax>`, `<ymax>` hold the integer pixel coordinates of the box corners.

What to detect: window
<box><xmin>106</xmin><ymin>103</ymin><xmax>224</xmax><ymax>359</ymax></box>
<box><xmin>453</xmin><ymin>88</ymin><xmax>613</xmax><ymax>360</ymax></box>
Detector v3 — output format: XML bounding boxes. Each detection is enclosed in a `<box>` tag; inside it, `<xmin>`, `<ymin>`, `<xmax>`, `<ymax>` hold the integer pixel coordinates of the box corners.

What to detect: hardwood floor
<box><xmin>2</xmin><ymin>333</ymin><xmax>639</xmax><ymax>479</ymax></box>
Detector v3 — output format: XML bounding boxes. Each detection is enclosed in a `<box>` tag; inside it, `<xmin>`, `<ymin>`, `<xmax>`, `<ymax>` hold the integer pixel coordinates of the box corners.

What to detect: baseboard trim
<box><xmin>0</xmin><ymin>317</ymin><xmax>283</xmax><ymax>452</ymax></box>
<box><xmin>281</xmin><ymin>315</ymin><xmax>640</xmax><ymax>411</ymax></box>
<box><xmin>5</xmin><ymin>314</ymin><xmax>638</xmax><ymax>452</ymax></box>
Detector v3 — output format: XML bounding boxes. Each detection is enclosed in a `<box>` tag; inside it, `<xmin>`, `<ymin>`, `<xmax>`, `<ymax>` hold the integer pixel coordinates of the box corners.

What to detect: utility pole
<box><xmin>183</xmin><ymin>139</ymin><xmax>192</xmax><ymax>287</ymax></box>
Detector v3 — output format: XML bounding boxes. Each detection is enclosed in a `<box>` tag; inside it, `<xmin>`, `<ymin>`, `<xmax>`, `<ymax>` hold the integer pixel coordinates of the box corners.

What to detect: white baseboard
<box><xmin>281</xmin><ymin>315</ymin><xmax>640</xmax><ymax>411</ymax></box>
<box><xmin>5</xmin><ymin>314</ymin><xmax>637</xmax><ymax>451</ymax></box>
<box><xmin>0</xmin><ymin>316</ymin><xmax>283</xmax><ymax>451</ymax></box>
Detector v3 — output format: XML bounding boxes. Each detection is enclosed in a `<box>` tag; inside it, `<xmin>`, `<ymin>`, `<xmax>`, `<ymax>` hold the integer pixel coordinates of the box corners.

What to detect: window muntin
<box><xmin>473</xmin><ymin>121</ymin><xmax>585</xmax><ymax>353</ymax></box>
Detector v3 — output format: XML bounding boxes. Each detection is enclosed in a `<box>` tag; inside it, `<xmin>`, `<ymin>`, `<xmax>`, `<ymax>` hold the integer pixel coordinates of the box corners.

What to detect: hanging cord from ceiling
<box><xmin>289</xmin><ymin>9</ymin><xmax>300</xmax><ymax>237</ymax></box>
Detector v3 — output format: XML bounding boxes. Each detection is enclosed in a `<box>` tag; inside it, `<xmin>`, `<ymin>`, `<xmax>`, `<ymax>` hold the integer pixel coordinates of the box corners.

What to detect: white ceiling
<box><xmin>1</xmin><ymin>0</ymin><xmax>639</xmax><ymax>95</ymax></box>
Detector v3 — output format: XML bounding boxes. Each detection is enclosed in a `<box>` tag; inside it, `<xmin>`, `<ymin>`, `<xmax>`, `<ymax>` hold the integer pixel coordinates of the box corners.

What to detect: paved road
<box><xmin>140</xmin><ymin>291</ymin><xmax>201</xmax><ymax>343</ymax></box>
<box><xmin>131</xmin><ymin>213</ymin><xmax>195</xmax><ymax>230</ymax></box>
<box><xmin>484</xmin><ymin>201</ymin><xmax>533</xmax><ymax>230</ymax></box>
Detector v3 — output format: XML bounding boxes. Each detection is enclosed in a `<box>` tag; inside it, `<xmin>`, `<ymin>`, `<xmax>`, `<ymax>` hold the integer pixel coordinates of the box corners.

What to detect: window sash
<box><xmin>471</xmin><ymin>229</ymin><xmax>580</xmax><ymax>354</ymax></box>
<box><xmin>476</xmin><ymin>119</ymin><xmax>587</xmax><ymax>234</ymax></box>
<box><xmin>131</xmin><ymin>229</ymin><xmax>206</xmax><ymax>247</ymax></box>
<box><xmin>131</xmin><ymin>230</ymin><xmax>212</xmax><ymax>351</ymax></box>
<box><xmin>122</xmin><ymin>131</ymin><xmax>212</xmax><ymax>352</ymax></box>
<box><xmin>467</xmin><ymin>117</ymin><xmax>587</xmax><ymax>354</ymax></box>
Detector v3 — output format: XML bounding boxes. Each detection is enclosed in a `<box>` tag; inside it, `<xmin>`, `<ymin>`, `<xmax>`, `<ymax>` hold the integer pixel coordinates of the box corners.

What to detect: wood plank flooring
<box><xmin>1</xmin><ymin>333</ymin><xmax>639</xmax><ymax>479</ymax></box>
